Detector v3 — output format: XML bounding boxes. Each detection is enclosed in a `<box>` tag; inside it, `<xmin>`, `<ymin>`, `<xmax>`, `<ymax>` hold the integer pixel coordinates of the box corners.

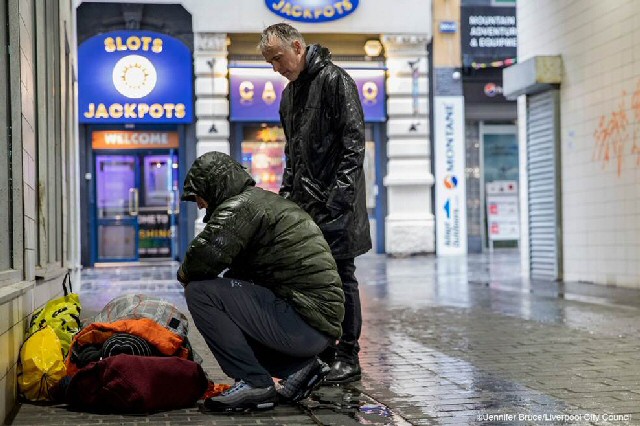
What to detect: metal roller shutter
<box><xmin>527</xmin><ymin>91</ymin><xmax>562</xmax><ymax>280</ymax></box>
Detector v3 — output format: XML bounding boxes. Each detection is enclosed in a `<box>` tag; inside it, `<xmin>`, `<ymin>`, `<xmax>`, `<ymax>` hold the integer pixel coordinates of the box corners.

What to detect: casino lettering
<box><xmin>83</xmin><ymin>102</ymin><xmax>186</xmax><ymax>120</ymax></box>
<box><xmin>104</xmin><ymin>36</ymin><xmax>163</xmax><ymax>53</ymax></box>
<box><xmin>271</xmin><ymin>0</ymin><xmax>354</xmax><ymax>20</ymax></box>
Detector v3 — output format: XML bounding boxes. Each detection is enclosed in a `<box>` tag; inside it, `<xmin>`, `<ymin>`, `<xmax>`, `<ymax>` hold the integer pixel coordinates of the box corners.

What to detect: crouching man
<box><xmin>177</xmin><ymin>152</ymin><xmax>344</xmax><ymax>413</ymax></box>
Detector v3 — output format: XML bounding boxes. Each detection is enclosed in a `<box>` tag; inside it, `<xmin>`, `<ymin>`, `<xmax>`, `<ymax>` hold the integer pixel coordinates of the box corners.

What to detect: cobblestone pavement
<box><xmin>9</xmin><ymin>251</ymin><xmax>640</xmax><ymax>425</ymax></box>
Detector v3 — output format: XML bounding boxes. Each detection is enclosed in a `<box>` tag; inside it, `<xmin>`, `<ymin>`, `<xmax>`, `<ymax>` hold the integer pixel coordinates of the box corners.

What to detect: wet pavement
<box><xmin>9</xmin><ymin>250</ymin><xmax>640</xmax><ymax>425</ymax></box>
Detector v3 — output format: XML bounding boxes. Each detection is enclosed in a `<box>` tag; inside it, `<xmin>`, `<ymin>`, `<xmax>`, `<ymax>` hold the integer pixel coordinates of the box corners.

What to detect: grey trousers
<box><xmin>185</xmin><ymin>278</ymin><xmax>332</xmax><ymax>387</ymax></box>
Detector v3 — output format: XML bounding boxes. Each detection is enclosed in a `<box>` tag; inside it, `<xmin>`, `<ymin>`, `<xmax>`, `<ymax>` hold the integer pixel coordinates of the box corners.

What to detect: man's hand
<box><xmin>279</xmin><ymin>190</ymin><xmax>291</xmax><ymax>200</ymax></box>
<box><xmin>177</xmin><ymin>265</ymin><xmax>189</xmax><ymax>287</ymax></box>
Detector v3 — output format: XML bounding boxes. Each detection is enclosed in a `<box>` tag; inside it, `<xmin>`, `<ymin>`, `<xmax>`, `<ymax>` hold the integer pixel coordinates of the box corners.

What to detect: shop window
<box><xmin>239</xmin><ymin>124</ymin><xmax>377</xmax><ymax>216</ymax></box>
<box><xmin>0</xmin><ymin>0</ymin><xmax>11</xmax><ymax>275</ymax></box>
<box><xmin>0</xmin><ymin>0</ymin><xmax>26</xmax><ymax>284</ymax></box>
<box><xmin>34</xmin><ymin>0</ymin><xmax>64</xmax><ymax>273</ymax></box>
<box><xmin>241</xmin><ymin>125</ymin><xmax>286</xmax><ymax>194</ymax></box>
<box><xmin>363</xmin><ymin>126</ymin><xmax>376</xmax><ymax>216</ymax></box>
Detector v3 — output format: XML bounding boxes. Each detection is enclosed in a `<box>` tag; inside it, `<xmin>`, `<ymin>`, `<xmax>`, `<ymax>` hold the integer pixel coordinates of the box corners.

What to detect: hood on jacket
<box><xmin>300</xmin><ymin>44</ymin><xmax>331</xmax><ymax>80</ymax></box>
<box><xmin>181</xmin><ymin>152</ymin><xmax>255</xmax><ymax>222</ymax></box>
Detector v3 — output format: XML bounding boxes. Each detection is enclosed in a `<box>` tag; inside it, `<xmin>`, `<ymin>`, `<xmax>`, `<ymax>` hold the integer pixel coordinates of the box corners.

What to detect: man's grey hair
<box><xmin>258</xmin><ymin>23</ymin><xmax>306</xmax><ymax>52</ymax></box>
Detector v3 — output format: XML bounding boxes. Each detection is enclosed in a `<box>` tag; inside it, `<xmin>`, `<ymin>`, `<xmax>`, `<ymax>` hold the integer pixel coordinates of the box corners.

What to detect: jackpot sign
<box><xmin>78</xmin><ymin>31</ymin><xmax>193</xmax><ymax>124</ymax></box>
<box><xmin>265</xmin><ymin>0</ymin><xmax>359</xmax><ymax>23</ymax></box>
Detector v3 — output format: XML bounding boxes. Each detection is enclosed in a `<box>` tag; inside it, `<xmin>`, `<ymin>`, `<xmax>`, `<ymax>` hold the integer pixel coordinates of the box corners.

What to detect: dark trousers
<box><xmin>335</xmin><ymin>258</ymin><xmax>362</xmax><ymax>363</ymax></box>
<box><xmin>185</xmin><ymin>278</ymin><xmax>332</xmax><ymax>388</ymax></box>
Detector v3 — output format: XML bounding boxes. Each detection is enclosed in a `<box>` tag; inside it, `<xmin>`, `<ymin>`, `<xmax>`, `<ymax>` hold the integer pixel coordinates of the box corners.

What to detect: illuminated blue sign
<box><xmin>78</xmin><ymin>31</ymin><xmax>193</xmax><ymax>124</ymax></box>
<box><xmin>229</xmin><ymin>67</ymin><xmax>385</xmax><ymax>122</ymax></box>
<box><xmin>265</xmin><ymin>0</ymin><xmax>359</xmax><ymax>23</ymax></box>
<box><xmin>439</xmin><ymin>21</ymin><xmax>457</xmax><ymax>33</ymax></box>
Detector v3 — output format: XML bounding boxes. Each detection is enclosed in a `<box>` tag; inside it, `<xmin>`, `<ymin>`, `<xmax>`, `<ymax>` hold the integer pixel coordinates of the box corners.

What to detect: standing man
<box><xmin>260</xmin><ymin>23</ymin><xmax>372</xmax><ymax>384</ymax></box>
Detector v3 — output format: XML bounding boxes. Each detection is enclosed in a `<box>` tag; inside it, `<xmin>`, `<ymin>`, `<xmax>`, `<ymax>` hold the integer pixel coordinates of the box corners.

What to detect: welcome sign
<box><xmin>265</xmin><ymin>0</ymin><xmax>359</xmax><ymax>23</ymax></box>
<box><xmin>78</xmin><ymin>31</ymin><xmax>193</xmax><ymax>124</ymax></box>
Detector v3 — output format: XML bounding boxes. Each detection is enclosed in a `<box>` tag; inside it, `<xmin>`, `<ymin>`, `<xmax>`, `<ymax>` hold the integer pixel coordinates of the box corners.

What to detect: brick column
<box><xmin>381</xmin><ymin>34</ymin><xmax>435</xmax><ymax>255</ymax></box>
<box><xmin>194</xmin><ymin>32</ymin><xmax>230</xmax><ymax>157</ymax></box>
<box><xmin>193</xmin><ymin>33</ymin><xmax>229</xmax><ymax>231</ymax></box>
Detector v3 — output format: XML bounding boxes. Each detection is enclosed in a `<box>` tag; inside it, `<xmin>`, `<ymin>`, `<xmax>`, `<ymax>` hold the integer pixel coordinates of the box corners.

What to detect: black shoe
<box><xmin>277</xmin><ymin>358</ymin><xmax>331</xmax><ymax>403</ymax></box>
<box><xmin>324</xmin><ymin>360</ymin><xmax>361</xmax><ymax>384</ymax></box>
<box><xmin>201</xmin><ymin>380</ymin><xmax>277</xmax><ymax>412</ymax></box>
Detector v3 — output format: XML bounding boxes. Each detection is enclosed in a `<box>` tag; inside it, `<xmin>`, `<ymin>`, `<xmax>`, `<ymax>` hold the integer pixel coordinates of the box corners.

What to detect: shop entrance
<box><xmin>234</xmin><ymin>123</ymin><xmax>385</xmax><ymax>252</ymax></box>
<box><xmin>480</xmin><ymin>123</ymin><xmax>519</xmax><ymax>250</ymax></box>
<box><xmin>228</xmin><ymin>65</ymin><xmax>387</xmax><ymax>252</ymax></box>
<box><xmin>91</xmin><ymin>131</ymin><xmax>180</xmax><ymax>263</ymax></box>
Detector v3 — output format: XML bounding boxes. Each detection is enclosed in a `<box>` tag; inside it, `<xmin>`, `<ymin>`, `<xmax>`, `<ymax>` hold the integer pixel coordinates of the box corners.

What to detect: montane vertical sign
<box><xmin>434</xmin><ymin>97</ymin><xmax>467</xmax><ymax>255</ymax></box>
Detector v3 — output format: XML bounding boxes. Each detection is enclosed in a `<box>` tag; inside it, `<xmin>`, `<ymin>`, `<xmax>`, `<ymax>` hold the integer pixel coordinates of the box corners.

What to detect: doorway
<box><xmin>479</xmin><ymin>123</ymin><xmax>519</xmax><ymax>251</ymax></box>
<box><xmin>232</xmin><ymin>122</ymin><xmax>386</xmax><ymax>253</ymax></box>
<box><xmin>93</xmin><ymin>151</ymin><xmax>180</xmax><ymax>262</ymax></box>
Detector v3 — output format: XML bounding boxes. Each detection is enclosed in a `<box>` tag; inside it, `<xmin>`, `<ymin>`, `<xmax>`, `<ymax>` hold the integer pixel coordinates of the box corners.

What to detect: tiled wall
<box><xmin>518</xmin><ymin>1</ymin><xmax>640</xmax><ymax>286</ymax></box>
<box><xmin>0</xmin><ymin>286</ymin><xmax>30</xmax><ymax>423</ymax></box>
<box><xmin>0</xmin><ymin>279</ymin><xmax>66</xmax><ymax>422</ymax></box>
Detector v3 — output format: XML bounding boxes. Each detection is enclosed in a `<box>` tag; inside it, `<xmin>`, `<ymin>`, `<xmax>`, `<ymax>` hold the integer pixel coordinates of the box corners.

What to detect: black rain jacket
<box><xmin>279</xmin><ymin>44</ymin><xmax>372</xmax><ymax>259</ymax></box>
<box><xmin>179</xmin><ymin>152</ymin><xmax>345</xmax><ymax>338</ymax></box>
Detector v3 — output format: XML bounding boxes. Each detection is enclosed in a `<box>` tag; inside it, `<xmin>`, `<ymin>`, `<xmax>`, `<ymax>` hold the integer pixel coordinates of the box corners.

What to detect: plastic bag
<box><xmin>17</xmin><ymin>326</ymin><xmax>67</xmax><ymax>401</ymax></box>
<box><xmin>29</xmin><ymin>271</ymin><xmax>81</xmax><ymax>356</ymax></box>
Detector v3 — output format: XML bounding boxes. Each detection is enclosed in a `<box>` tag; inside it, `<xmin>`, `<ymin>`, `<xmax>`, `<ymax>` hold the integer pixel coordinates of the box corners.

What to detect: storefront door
<box><xmin>94</xmin><ymin>151</ymin><xmax>179</xmax><ymax>262</ymax></box>
<box><xmin>229</xmin><ymin>65</ymin><xmax>387</xmax><ymax>252</ymax></box>
<box><xmin>234</xmin><ymin>123</ymin><xmax>385</xmax><ymax>253</ymax></box>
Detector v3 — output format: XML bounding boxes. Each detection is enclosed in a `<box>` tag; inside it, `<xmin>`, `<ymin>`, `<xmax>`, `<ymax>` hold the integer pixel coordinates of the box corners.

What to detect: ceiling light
<box><xmin>364</xmin><ymin>39</ymin><xmax>383</xmax><ymax>57</ymax></box>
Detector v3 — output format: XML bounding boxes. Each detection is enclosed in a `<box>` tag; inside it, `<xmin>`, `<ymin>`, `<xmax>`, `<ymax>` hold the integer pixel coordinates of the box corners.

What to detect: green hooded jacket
<box><xmin>179</xmin><ymin>151</ymin><xmax>345</xmax><ymax>338</ymax></box>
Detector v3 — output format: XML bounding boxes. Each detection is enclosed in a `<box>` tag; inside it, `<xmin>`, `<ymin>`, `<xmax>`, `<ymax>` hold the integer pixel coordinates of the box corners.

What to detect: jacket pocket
<box><xmin>320</xmin><ymin>212</ymin><xmax>349</xmax><ymax>232</ymax></box>
<box><xmin>300</xmin><ymin>176</ymin><xmax>328</xmax><ymax>203</ymax></box>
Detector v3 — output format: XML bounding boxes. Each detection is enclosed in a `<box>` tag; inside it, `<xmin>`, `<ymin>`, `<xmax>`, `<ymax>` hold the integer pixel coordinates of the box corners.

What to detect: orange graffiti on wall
<box><xmin>594</xmin><ymin>79</ymin><xmax>640</xmax><ymax>175</ymax></box>
<box><xmin>631</xmin><ymin>80</ymin><xmax>640</xmax><ymax>166</ymax></box>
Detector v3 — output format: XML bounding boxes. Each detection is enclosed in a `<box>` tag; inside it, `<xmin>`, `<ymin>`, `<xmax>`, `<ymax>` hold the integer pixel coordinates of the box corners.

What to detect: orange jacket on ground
<box><xmin>65</xmin><ymin>318</ymin><xmax>189</xmax><ymax>376</ymax></box>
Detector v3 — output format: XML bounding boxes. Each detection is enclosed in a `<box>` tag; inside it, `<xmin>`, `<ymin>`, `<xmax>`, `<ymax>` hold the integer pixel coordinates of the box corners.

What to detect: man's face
<box><xmin>262</xmin><ymin>38</ymin><xmax>306</xmax><ymax>81</ymax></box>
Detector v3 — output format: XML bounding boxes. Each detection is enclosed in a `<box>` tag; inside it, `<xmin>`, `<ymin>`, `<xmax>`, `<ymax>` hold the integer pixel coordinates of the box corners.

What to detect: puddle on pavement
<box><xmin>305</xmin><ymin>385</ymin><xmax>411</xmax><ymax>425</ymax></box>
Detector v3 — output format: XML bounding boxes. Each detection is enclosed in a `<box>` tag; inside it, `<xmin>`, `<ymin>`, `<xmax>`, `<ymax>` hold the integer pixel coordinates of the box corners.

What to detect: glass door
<box><xmin>480</xmin><ymin>123</ymin><xmax>519</xmax><ymax>250</ymax></box>
<box><xmin>94</xmin><ymin>151</ymin><xmax>179</xmax><ymax>262</ymax></box>
<box><xmin>240</xmin><ymin>125</ymin><xmax>285</xmax><ymax>194</ymax></box>
<box><xmin>235</xmin><ymin>122</ymin><xmax>384</xmax><ymax>253</ymax></box>
<box><xmin>95</xmin><ymin>155</ymin><xmax>139</xmax><ymax>261</ymax></box>
<box><xmin>138</xmin><ymin>153</ymin><xmax>179</xmax><ymax>259</ymax></box>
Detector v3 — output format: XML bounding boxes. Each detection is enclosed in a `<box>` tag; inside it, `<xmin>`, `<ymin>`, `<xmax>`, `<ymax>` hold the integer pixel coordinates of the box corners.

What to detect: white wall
<box><xmin>77</xmin><ymin>0</ymin><xmax>432</xmax><ymax>35</ymax></box>
<box><xmin>518</xmin><ymin>0</ymin><xmax>640</xmax><ymax>287</ymax></box>
<box><xmin>191</xmin><ymin>0</ymin><xmax>431</xmax><ymax>34</ymax></box>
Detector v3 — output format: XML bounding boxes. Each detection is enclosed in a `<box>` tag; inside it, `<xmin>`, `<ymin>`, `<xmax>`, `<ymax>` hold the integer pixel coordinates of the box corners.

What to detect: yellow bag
<box><xmin>29</xmin><ymin>271</ymin><xmax>81</xmax><ymax>356</ymax></box>
<box><xmin>17</xmin><ymin>326</ymin><xmax>67</xmax><ymax>401</ymax></box>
